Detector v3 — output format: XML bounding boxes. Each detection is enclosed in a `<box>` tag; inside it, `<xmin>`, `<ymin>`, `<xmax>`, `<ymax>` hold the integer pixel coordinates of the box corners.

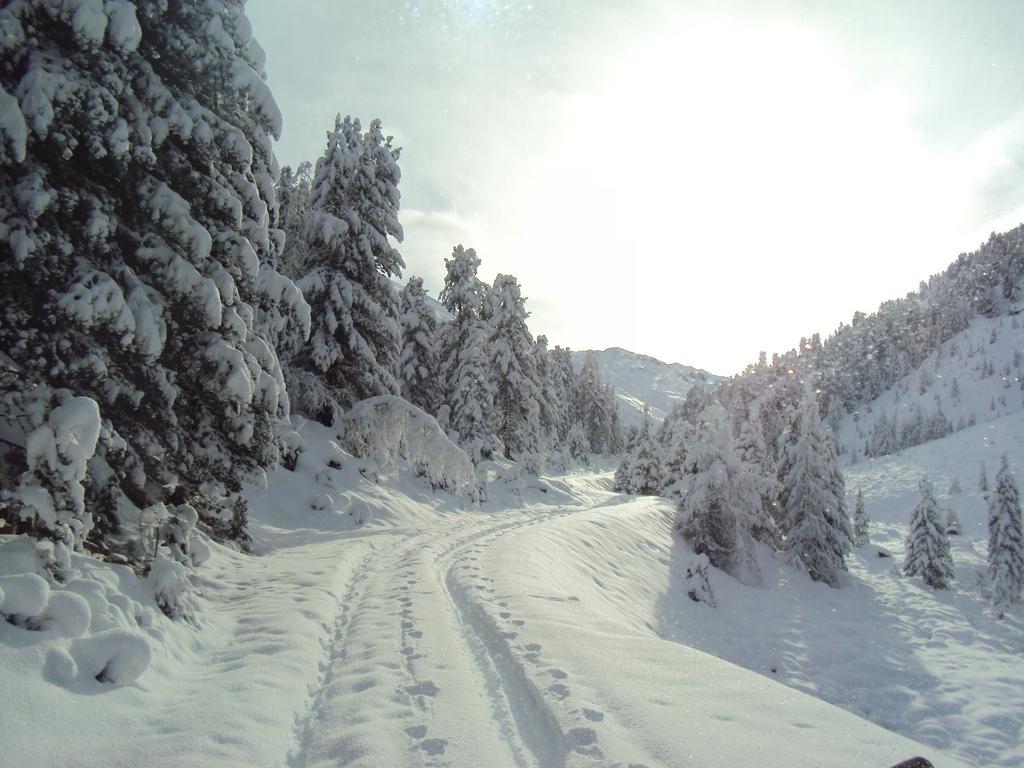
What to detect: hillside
<box><xmin>571</xmin><ymin>347</ymin><xmax>720</xmax><ymax>427</ymax></box>
<box><xmin>836</xmin><ymin>313</ymin><xmax>1024</xmax><ymax>465</ymax></box>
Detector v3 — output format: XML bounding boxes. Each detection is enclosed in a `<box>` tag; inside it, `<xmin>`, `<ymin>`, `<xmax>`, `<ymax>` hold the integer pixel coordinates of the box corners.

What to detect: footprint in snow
<box><xmin>582</xmin><ymin>708</ymin><xmax>604</xmax><ymax>722</ymax></box>
<box><xmin>548</xmin><ymin>669</ymin><xmax>568</xmax><ymax>679</ymax></box>
<box><xmin>420</xmin><ymin>738</ymin><xmax>448</xmax><ymax>756</ymax></box>
<box><xmin>404</xmin><ymin>724</ymin><xmax>427</xmax><ymax>739</ymax></box>
<box><xmin>405</xmin><ymin>681</ymin><xmax>440</xmax><ymax>697</ymax></box>
<box><xmin>548</xmin><ymin>683</ymin><xmax>570</xmax><ymax>699</ymax></box>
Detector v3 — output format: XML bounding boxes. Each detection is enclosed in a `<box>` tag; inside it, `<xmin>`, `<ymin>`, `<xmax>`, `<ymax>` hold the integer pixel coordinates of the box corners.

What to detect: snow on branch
<box><xmin>339</xmin><ymin>396</ymin><xmax>474</xmax><ymax>495</ymax></box>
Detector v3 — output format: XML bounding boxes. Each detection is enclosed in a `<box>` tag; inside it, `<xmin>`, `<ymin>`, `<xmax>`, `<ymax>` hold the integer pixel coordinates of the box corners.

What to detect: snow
<box><xmin>104</xmin><ymin>0</ymin><xmax>142</xmax><ymax>53</ymax></box>
<box><xmin>70</xmin><ymin>0</ymin><xmax>108</xmax><ymax>48</ymax></box>
<box><xmin>0</xmin><ymin>573</ymin><xmax>50</xmax><ymax>620</ymax></box>
<box><xmin>39</xmin><ymin>590</ymin><xmax>92</xmax><ymax>637</ymax></box>
<box><xmin>1</xmin><ymin>415</ymin><xmax>1005</xmax><ymax>767</ymax></box>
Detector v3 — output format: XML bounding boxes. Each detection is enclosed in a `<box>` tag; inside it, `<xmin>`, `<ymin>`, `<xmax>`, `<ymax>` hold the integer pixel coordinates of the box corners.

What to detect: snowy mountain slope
<box><xmin>836</xmin><ymin>313</ymin><xmax>1024</xmax><ymax>464</ymax></box>
<box><xmin>0</xmin><ymin>419</ymin><xmax>978</xmax><ymax>768</ymax></box>
<box><xmin>572</xmin><ymin>347</ymin><xmax>720</xmax><ymax>427</ymax></box>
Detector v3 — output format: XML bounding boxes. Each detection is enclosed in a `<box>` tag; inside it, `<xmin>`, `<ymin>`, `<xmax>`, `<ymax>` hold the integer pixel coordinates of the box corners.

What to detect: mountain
<box><xmin>571</xmin><ymin>347</ymin><xmax>720</xmax><ymax>427</ymax></box>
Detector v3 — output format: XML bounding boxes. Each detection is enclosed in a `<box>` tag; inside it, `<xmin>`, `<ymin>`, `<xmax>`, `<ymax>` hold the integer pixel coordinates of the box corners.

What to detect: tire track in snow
<box><xmin>434</xmin><ymin>505</ymin><xmax>603</xmax><ymax>768</ymax></box>
<box><xmin>289</xmin><ymin>547</ymin><xmax>377</xmax><ymax>768</ymax></box>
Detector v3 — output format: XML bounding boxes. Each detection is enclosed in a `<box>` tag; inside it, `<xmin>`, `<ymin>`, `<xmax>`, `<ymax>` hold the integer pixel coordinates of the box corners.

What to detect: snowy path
<box><xmin>3</xmin><ymin>466</ymin><xmax>981</xmax><ymax>768</ymax></box>
<box><xmin>292</xmin><ymin>520</ymin><xmax>521</xmax><ymax>768</ymax></box>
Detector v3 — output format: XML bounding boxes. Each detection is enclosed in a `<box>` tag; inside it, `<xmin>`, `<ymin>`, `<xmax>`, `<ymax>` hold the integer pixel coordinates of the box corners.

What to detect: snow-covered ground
<box><xmin>572</xmin><ymin>348</ymin><xmax>719</xmax><ymax>427</ymax></box>
<box><xmin>7</xmin><ymin>416</ymin><xmax>1020</xmax><ymax>767</ymax></box>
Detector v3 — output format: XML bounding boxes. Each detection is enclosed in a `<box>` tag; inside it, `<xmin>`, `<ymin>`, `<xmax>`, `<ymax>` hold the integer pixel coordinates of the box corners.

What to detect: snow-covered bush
<box><xmin>339</xmin><ymin>396</ymin><xmax>475</xmax><ymax>495</ymax></box>
<box><xmin>1</xmin><ymin>392</ymin><xmax>101</xmax><ymax>574</ymax></box>
<box><xmin>0</xmin><ymin>573</ymin><xmax>50</xmax><ymax>623</ymax></box>
<box><xmin>278</xmin><ymin>428</ymin><xmax>304</xmax><ymax>471</ymax></box>
<box><xmin>68</xmin><ymin>629</ymin><xmax>151</xmax><ymax>686</ymax></box>
<box><xmin>684</xmin><ymin>554</ymin><xmax>715</xmax><ymax>607</ymax></box>
<box><xmin>146</xmin><ymin>552</ymin><xmax>195</xmax><ymax>621</ymax></box>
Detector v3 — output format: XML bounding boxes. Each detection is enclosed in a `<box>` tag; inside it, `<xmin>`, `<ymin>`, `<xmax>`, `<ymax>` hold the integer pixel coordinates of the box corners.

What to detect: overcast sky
<box><xmin>247</xmin><ymin>0</ymin><xmax>1024</xmax><ymax>375</ymax></box>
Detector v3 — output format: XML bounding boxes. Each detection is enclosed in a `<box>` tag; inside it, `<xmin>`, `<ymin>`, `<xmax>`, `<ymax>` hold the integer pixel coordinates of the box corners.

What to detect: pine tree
<box><xmin>676</xmin><ymin>404</ymin><xmax>762</xmax><ymax>581</ymax></box>
<box><xmin>658</xmin><ymin>386</ymin><xmax>714</xmax><ymax>497</ymax></box>
<box><xmin>852</xmin><ymin>489</ymin><xmax>870</xmax><ymax>546</ymax></box>
<box><xmin>733</xmin><ymin>401</ymin><xmax>781</xmax><ymax>547</ymax></box>
<box><xmin>574</xmin><ymin>353</ymin><xmax>616</xmax><ymax>454</ymax></box>
<box><xmin>548</xmin><ymin>346</ymin><xmax>576</xmax><ymax>446</ymax></box>
<box><xmin>276</xmin><ymin>160</ymin><xmax>313</xmax><ymax>276</ymax></box>
<box><xmin>987</xmin><ymin>455</ymin><xmax>1024</xmax><ymax>612</ymax></box>
<box><xmin>436</xmin><ymin>245</ymin><xmax>496</xmax><ymax>458</ymax></box>
<box><xmin>567</xmin><ymin>422</ymin><xmax>590</xmax><ymax>462</ymax></box>
<box><xmin>485</xmin><ymin>275</ymin><xmax>541</xmax><ymax>459</ymax></box>
<box><xmin>980</xmin><ymin>461</ymin><xmax>990</xmax><ymax>495</ymax></box>
<box><xmin>290</xmin><ymin>115</ymin><xmax>404</xmax><ymax>422</ymax></box>
<box><xmin>0</xmin><ymin>1</ymin><xmax>305</xmax><ymax>562</ymax></box>
<box><xmin>903</xmin><ymin>477</ymin><xmax>954</xmax><ymax>589</ymax></box>
<box><xmin>614</xmin><ymin>418</ymin><xmax>662</xmax><ymax>495</ymax></box>
<box><xmin>779</xmin><ymin>391</ymin><xmax>851</xmax><ymax>587</ymax></box>
<box><xmin>532</xmin><ymin>335</ymin><xmax>563</xmax><ymax>450</ymax></box>
<box><xmin>397</xmin><ymin>277</ymin><xmax>441</xmax><ymax>415</ymax></box>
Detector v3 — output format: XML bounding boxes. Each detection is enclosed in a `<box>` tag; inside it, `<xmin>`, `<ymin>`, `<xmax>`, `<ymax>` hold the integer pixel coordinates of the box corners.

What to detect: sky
<box><xmin>247</xmin><ymin>0</ymin><xmax>1024</xmax><ymax>376</ymax></box>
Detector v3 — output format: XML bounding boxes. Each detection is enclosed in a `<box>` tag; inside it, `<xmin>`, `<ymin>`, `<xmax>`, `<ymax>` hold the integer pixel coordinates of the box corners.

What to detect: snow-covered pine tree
<box><xmin>0</xmin><ymin>0</ymin><xmax>306</xmax><ymax>563</ymax></box>
<box><xmin>733</xmin><ymin>401</ymin><xmax>781</xmax><ymax>547</ymax></box>
<box><xmin>676</xmin><ymin>404</ymin><xmax>762</xmax><ymax>582</ymax></box>
<box><xmin>574</xmin><ymin>353</ymin><xmax>615</xmax><ymax>454</ymax></box>
<box><xmin>903</xmin><ymin>477</ymin><xmax>954</xmax><ymax>590</ymax></box>
<box><xmin>779</xmin><ymin>390</ymin><xmax>851</xmax><ymax>587</ymax></box>
<box><xmin>532</xmin><ymin>335</ymin><xmax>563</xmax><ymax>450</ymax></box>
<box><xmin>548</xmin><ymin>345</ymin><xmax>577</xmax><ymax>445</ymax></box>
<box><xmin>289</xmin><ymin>115</ymin><xmax>404</xmax><ymax>422</ymax></box>
<box><xmin>613</xmin><ymin>431</ymin><xmax>636</xmax><ymax>492</ymax></box>
<box><xmin>614</xmin><ymin>418</ymin><xmax>661</xmax><ymax>495</ymax></box>
<box><xmin>485</xmin><ymin>275</ymin><xmax>541</xmax><ymax>459</ymax></box>
<box><xmin>605</xmin><ymin>384</ymin><xmax>625</xmax><ymax>454</ymax></box>
<box><xmin>276</xmin><ymin>160</ymin><xmax>312</xmax><ymax>276</ymax></box>
<box><xmin>853</xmin><ymin>489</ymin><xmax>870</xmax><ymax>546</ymax></box>
<box><xmin>567</xmin><ymin>421</ymin><xmax>590</xmax><ymax>462</ymax></box>
<box><xmin>987</xmin><ymin>455</ymin><xmax>1024</xmax><ymax>612</ymax></box>
<box><xmin>397</xmin><ymin>277</ymin><xmax>441</xmax><ymax>415</ymax></box>
<box><xmin>436</xmin><ymin>245</ymin><xmax>496</xmax><ymax>459</ymax></box>
<box><xmin>658</xmin><ymin>386</ymin><xmax>714</xmax><ymax>498</ymax></box>
<box><xmin>980</xmin><ymin>461</ymin><xmax>990</xmax><ymax>495</ymax></box>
